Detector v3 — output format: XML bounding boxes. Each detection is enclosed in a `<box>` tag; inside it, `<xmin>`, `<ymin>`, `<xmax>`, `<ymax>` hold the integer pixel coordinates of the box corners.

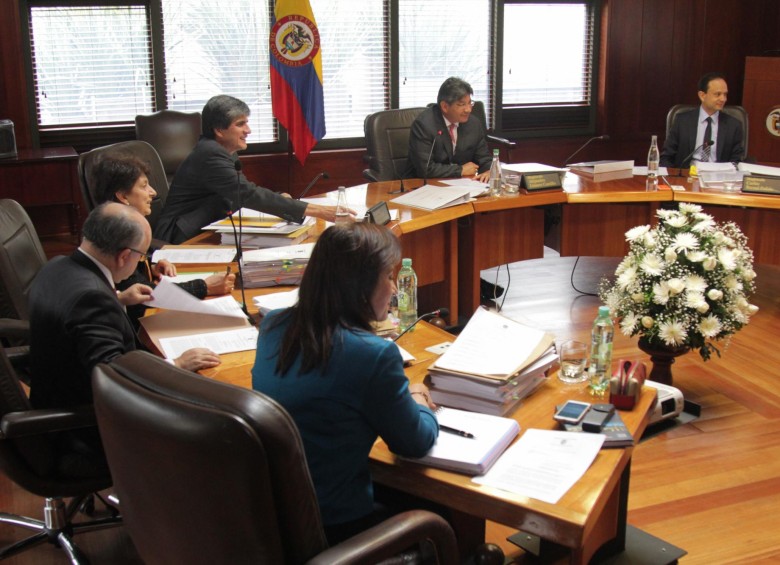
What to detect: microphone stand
<box><xmin>231</xmin><ymin>160</ymin><xmax>253</xmax><ymax>324</ymax></box>
<box><xmin>422</xmin><ymin>131</ymin><xmax>441</xmax><ymax>187</ymax></box>
<box><xmin>387</xmin><ymin>160</ymin><xmax>406</xmax><ymax>195</ymax></box>
<box><xmin>393</xmin><ymin>308</ymin><xmax>450</xmax><ymax>342</ymax></box>
<box><xmin>298</xmin><ymin>171</ymin><xmax>330</xmax><ymax>200</ymax></box>
<box><xmin>564</xmin><ymin>134</ymin><xmax>610</xmax><ymax>166</ymax></box>
<box><xmin>680</xmin><ymin>140</ymin><xmax>713</xmax><ymax>168</ymax></box>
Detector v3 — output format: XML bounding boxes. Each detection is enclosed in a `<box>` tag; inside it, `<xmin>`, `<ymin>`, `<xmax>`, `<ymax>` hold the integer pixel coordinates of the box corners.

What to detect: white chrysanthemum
<box><xmin>685</xmin><ymin>274</ymin><xmax>707</xmax><ymax>293</ymax></box>
<box><xmin>743</xmin><ymin>269</ymin><xmax>757</xmax><ymax>282</ymax></box>
<box><xmin>698</xmin><ymin>315</ymin><xmax>722</xmax><ymax>338</ymax></box>
<box><xmin>666</xmin><ymin>214</ymin><xmax>688</xmax><ymax>229</ymax></box>
<box><xmin>603</xmin><ymin>292</ymin><xmax>621</xmax><ymax>313</ymax></box>
<box><xmin>673</xmin><ymin>232</ymin><xmax>699</xmax><ymax>252</ymax></box>
<box><xmin>707</xmin><ymin>288</ymin><xmax>723</xmax><ymax>301</ymax></box>
<box><xmin>718</xmin><ymin>248</ymin><xmax>737</xmax><ymax>270</ymax></box>
<box><xmin>643</xmin><ymin>232</ymin><xmax>658</xmax><ymax>249</ymax></box>
<box><xmin>685</xmin><ymin>250</ymin><xmax>706</xmax><ymax>262</ymax></box>
<box><xmin>653</xmin><ymin>282</ymin><xmax>671</xmax><ymax>305</ymax></box>
<box><xmin>658</xmin><ymin>319</ymin><xmax>687</xmax><ymax>347</ymax></box>
<box><xmin>724</xmin><ymin>275</ymin><xmax>742</xmax><ymax>292</ymax></box>
<box><xmin>625</xmin><ymin>225</ymin><xmax>650</xmax><ymax>242</ymax></box>
<box><xmin>685</xmin><ymin>291</ymin><xmax>708</xmax><ymax>312</ymax></box>
<box><xmin>691</xmin><ymin>215</ymin><xmax>715</xmax><ymax>233</ymax></box>
<box><xmin>667</xmin><ymin>278</ymin><xmax>685</xmax><ymax>295</ymax></box>
<box><xmin>664</xmin><ymin>248</ymin><xmax>678</xmax><ymax>263</ymax></box>
<box><xmin>641</xmin><ymin>316</ymin><xmax>654</xmax><ymax>329</ymax></box>
<box><xmin>679</xmin><ymin>203</ymin><xmax>702</xmax><ymax>214</ymax></box>
<box><xmin>620</xmin><ymin>312</ymin><xmax>639</xmax><ymax>336</ymax></box>
<box><xmin>615</xmin><ymin>257</ymin><xmax>632</xmax><ymax>275</ymax></box>
<box><xmin>702</xmin><ymin>257</ymin><xmax>717</xmax><ymax>271</ymax></box>
<box><xmin>640</xmin><ymin>254</ymin><xmax>664</xmax><ymax>276</ymax></box>
<box><xmin>616</xmin><ymin>266</ymin><xmax>637</xmax><ymax>290</ymax></box>
<box><xmin>656</xmin><ymin>209</ymin><xmax>674</xmax><ymax>219</ymax></box>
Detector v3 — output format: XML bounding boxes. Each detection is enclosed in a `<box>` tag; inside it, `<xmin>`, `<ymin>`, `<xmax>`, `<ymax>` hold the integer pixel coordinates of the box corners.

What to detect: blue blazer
<box><xmin>660</xmin><ymin>109</ymin><xmax>745</xmax><ymax>168</ymax></box>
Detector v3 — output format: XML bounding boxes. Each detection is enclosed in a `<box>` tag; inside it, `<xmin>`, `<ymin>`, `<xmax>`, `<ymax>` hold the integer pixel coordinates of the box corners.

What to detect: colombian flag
<box><xmin>269</xmin><ymin>0</ymin><xmax>325</xmax><ymax>165</ymax></box>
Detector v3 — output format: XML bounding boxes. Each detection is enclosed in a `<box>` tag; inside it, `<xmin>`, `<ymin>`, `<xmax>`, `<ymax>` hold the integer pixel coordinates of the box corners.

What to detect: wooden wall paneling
<box><xmin>698</xmin><ymin>204</ymin><xmax>780</xmax><ymax>266</ymax></box>
<box><xmin>743</xmin><ymin>56</ymin><xmax>780</xmax><ymax>166</ymax></box>
<box><xmin>0</xmin><ymin>0</ymin><xmax>32</xmax><ymax>149</ymax></box>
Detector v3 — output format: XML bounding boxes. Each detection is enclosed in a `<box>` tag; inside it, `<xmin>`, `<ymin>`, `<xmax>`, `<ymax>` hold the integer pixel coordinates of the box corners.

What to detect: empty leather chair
<box><xmin>92</xmin><ymin>350</ymin><xmax>459</xmax><ymax>565</ymax></box>
<box><xmin>135</xmin><ymin>110</ymin><xmax>201</xmax><ymax>185</ymax></box>
<box><xmin>78</xmin><ymin>140</ymin><xmax>169</xmax><ymax>232</ymax></box>
<box><xmin>363</xmin><ymin>107</ymin><xmax>426</xmax><ymax>182</ymax></box>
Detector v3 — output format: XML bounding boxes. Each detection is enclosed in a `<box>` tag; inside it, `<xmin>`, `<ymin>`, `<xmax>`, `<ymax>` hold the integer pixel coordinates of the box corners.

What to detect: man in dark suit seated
<box><xmin>155</xmin><ymin>94</ymin><xmax>346</xmax><ymax>244</ymax></box>
<box><xmin>29</xmin><ymin>203</ymin><xmax>220</xmax><ymax>475</ymax></box>
<box><xmin>660</xmin><ymin>72</ymin><xmax>745</xmax><ymax>168</ymax></box>
<box><xmin>404</xmin><ymin>76</ymin><xmax>492</xmax><ymax>182</ymax></box>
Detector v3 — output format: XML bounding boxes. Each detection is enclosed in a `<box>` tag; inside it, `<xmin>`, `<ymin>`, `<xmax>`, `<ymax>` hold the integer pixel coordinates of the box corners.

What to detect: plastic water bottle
<box><xmin>335</xmin><ymin>186</ymin><xmax>350</xmax><ymax>224</ymax></box>
<box><xmin>397</xmin><ymin>258</ymin><xmax>417</xmax><ymax>332</ymax></box>
<box><xmin>488</xmin><ymin>149</ymin><xmax>502</xmax><ymax>196</ymax></box>
<box><xmin>588</xmin><ymin>306</ymin><xmax>614</xmax><ymax>396</ymax></box>
<box><xmin>646</xmin><ymin>135</ymin><xmax>659</xmax><ymax>191</ymax></box>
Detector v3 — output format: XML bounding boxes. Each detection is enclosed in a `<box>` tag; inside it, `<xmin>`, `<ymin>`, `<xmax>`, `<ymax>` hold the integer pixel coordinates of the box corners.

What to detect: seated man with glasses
<box><xmin>29</xmin><ymin>203</ymin><xmax>219</xmax><ymax>474</ymax></box>
<box><xmin>404</xmin><ymin>76</ymin><xmax>492</xmax><ymax>182</ymax></box>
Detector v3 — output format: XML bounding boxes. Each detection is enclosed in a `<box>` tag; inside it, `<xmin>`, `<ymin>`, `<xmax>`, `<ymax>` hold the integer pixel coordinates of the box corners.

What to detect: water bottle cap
<box><xmin>493</xmin><ymin>148</ymin><xmax>499</xmax><ymax>156</ymax></box>
<box><xmin>598</xmin><ymin>305</ymin><xmax>610</xmax><ymax>316</ymax></box>
<box><xmin>402</xmin><ymin>258</ymin><xmax>412</xmax><ymax>267</ymax></box>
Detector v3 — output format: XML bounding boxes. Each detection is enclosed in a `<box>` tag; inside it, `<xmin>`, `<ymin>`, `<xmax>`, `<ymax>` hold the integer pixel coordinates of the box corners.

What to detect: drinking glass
<box><xmin>503</xmin><ymin>173</ymin><xmax>521</xmax><ymax>194</ymax></box>
<box><xmin>558</xmin><ymin>340</ymin><xmax>588</xmax><ymax>383</ymax></box>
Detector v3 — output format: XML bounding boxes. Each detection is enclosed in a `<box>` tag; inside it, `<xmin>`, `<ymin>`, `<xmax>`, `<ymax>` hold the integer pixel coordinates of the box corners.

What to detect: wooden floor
<box><xmin>2</xmin><ymin>238</ymin><xmax>778</xmax><ymax>563</ymax></box>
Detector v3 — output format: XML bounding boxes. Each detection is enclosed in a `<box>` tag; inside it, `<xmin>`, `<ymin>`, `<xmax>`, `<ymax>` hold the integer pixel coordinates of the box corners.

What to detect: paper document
<box><xmin>633</xmin><ymin>166</ymin><xmax>669</xmax><ymax>176</ymax></box>
<box><xmin>253</xmin><ymin>288</ymin><xmax>299</xmax><ymax>315</ymax></box>
<box><xmin>503</xmin><ymin>162</ymin><xmax>567</xmax><ymax>175</ymax></box>
<box><xmin>243</xmin><ymin>243</ymin><xmax>315</xmax><ymax>263</ymax></box>
<box><xmin>738</xmin><ymin>162</ymin><xmax>780</xmax><ymax>177</ymax></box>
<box><xmin>158</xmin><ymin>326</ymin><xmax>259</xmax><ymax>360</ymax></box>
<box><xmin>151</xmin><ymin>247</ymin><xmax>236</xmax><ymax>264</ymax></box>
<box><xmin>391</xmin><ymin>184</ymin><xmax>472</xmax><ymax>211</ymax></box>
<box><xmin>694</xmin><ymin>161</ymin><xmax>736</xmax><ymax>172</ymax></box>
<box><xmin>439</xmin><ymin>179</ymin><xmax>489</xmax><ymax>198</ymax></box>
<box><xmin>474</xmin><ymin>428</ymin><xmax>605</xmax><ymax>503</ymax></box>
<box><xmin>147</xmin><ymin>278</ymin><xmax>245</xmax><ymax>318</ymax></box>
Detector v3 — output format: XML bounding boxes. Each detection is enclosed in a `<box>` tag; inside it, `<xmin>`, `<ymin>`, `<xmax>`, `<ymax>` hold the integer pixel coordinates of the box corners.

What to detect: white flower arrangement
<box><xmin>600</xmin><ymin>203</ymin><xmax>759</xmax><ymax>361</ymax></box>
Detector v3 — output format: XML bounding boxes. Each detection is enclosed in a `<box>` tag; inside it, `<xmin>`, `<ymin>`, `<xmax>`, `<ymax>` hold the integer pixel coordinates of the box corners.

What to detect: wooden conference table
<box><xmin>172</xmin><ymin>304</ymin><xmax>656</xmax><ymax>564</ymax></box>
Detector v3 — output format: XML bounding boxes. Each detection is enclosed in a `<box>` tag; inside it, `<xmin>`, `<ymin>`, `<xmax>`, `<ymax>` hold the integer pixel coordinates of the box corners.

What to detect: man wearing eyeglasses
<box><xmin>29</xmin><ymin>203</ymin><xmax>219</xmax><ymax>474</ymax></box>
<box><xmin>405</xmin><ymin>76</ymin><xmax>492</xmax><ymax>182</ymax></box>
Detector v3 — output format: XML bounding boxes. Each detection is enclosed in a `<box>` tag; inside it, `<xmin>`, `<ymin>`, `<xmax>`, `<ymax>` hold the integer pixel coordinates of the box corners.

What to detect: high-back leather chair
<box><xmin>135</xmin><ymin>110</ymin><xmax>201</xmax><ymax>185</ymax></box>
<box><xmin>0</xmin><ymin>200</ymin><xmax>47</xmax><ymax>322</ymax></box>
<box><xmin>363</xmin><ymin>107</ymin><xmax>426</xmax><ymax>182</ymax></box>
<box><xmin>93</xmin><ymin>350</ymin><xmax>459</xmax><ymax>565</ymax></box>
<box><xmin>665</xmin><ymin>104</ymin><xmax>749</xmax><ymax>160</ymax></box>
<box><xmin>0</xmin><ymin>337</ymin><xmax>121</xmax><ymax>562</ymax></box>
<box><xmin>78</xmin><ymin>140</ymin><xmax>169</xmax><ymax>231</ymax></box>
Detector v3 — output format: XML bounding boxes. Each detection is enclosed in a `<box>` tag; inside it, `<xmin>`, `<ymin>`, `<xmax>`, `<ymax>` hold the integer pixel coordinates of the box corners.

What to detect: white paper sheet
<box><xmin>151</xmin><ymin>247</ymin><xmax>236</xmax><ymax>264</ymax></box>
<box><xmin>158</xmin><ymin>326</ymin><xmax>259</xmax><ymax>359</ymax></box>
<box><xmin>473</xmin><ymin>428</ymin><xmax>605</xmax><ymax>504</ymax></box>
<box><xmin>147</xmin><ymin>277</ymin><xmax>245</xmax><ymax>318</ymax></box>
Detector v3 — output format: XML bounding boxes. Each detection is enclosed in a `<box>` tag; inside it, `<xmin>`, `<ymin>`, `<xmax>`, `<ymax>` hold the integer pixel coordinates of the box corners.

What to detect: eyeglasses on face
<box><xmin>127</xmin><ymin>247</ymin><xmax>149</xmax><ymax>262</ymax></box>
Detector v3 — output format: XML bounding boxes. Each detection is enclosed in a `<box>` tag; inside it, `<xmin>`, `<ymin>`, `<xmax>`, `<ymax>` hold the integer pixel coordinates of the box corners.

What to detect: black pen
<box><xmin>440</xmin><ymin>425</ymin><xmax>475</xmax><ymax>439</ymax></box>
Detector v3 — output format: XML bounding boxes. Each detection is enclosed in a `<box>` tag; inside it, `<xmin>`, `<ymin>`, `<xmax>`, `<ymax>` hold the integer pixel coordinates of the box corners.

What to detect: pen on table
<box><xmin>225</xmin><ymin>265</ymin><xmax>231</xmax><ymax>277</ymax></box>
<box><xmin>439</xmin><ymin>425</ymin><xmax>475</xmax><ymax>439</ymax></box>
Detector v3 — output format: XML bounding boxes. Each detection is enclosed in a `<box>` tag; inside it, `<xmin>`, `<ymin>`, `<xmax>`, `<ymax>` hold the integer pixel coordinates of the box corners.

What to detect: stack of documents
<box><xmin>738</xmin><ymin>162</ymin><xmax>780</xmax><ymax>195</ymax></box>
<box><xmin>568</xmin><ymin>160</ymin><xmax>635</xmax><ymax>182</ymax></box>
<box><xmin>427</xmin><ymin>307</ymin><xmax>557</xmax><ymax>416</ymax></box>
<box><xmin>204</xmin><ymin>209</ymin><xmax>315</xmax><ymax>248</ymax></box>
<box><xmin>241</xmin><ymin>243</ymin><xmax>314</xmax><ymax>288</ymax></box>
<box><xmin>391</xmin><ymin>184</ymin><xmax>473</xmax><ymax>211</ymax></box>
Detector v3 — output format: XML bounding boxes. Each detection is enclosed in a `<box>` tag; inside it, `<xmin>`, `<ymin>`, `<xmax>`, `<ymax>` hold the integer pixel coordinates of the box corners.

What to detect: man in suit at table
<box><xmin>404</xmin><ymin>77</ymin><xmax>492</xmax><ymax>182</ymax></box>
<box><xmin>660</xmin><ymin>72</ymin><xmax>745</xmax><ymax>168</ymax></box>
<box><xmin>28</xmin><ymin>203</ymin><xmax>219</xmax><ymax>474</ymax></box>
<box><xmin>155</xmin><ymin>94</ymin><xmax>347</xmax><ymax>244</ymax></box>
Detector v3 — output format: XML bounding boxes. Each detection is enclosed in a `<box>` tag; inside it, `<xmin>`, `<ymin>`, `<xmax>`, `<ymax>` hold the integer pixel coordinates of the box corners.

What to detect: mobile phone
<box><xmin>553</xmin><ymin>400</ymin><xmax>591</xmax><ymax>424</ymax></box>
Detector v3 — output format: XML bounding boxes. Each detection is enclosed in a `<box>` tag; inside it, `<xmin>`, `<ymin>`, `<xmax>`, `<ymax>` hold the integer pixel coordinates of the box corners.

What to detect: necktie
<box><xmin>448</xmin><ymin>123</ymin><xmax>457</xmax><ymax>148</ymax></box>
<box><xmin>701</xmin><ymin>117</ymin><xmax>712</xmax><ymax>162</ymax></box>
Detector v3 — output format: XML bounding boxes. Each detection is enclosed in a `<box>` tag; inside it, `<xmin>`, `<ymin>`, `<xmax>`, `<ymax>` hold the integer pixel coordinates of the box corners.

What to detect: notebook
<box><xmin>403</xmin><ymin>407</ymin><xmax>520</xmax><ymax>475</ymax></box>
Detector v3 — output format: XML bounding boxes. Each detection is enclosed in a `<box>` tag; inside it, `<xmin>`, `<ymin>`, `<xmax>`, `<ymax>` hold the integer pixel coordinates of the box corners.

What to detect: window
<box><xmin>499</xmin><ymin>1</ymin><xmax>599</xmax><ymax>135</ymax></box>
<box><xmin>23</xmin><ymin>1</ymin><xmax>600</xmax><ymax>148</ymax></box>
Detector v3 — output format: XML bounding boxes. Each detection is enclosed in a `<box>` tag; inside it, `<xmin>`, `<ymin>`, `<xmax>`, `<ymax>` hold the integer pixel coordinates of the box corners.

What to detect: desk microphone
<box><xmin>229</xmin><ymin>160</ymin><xmax>253</xmax><ymax>324</ymax></box>
<box><xmin>564</xmin><ymin>134</ymin><xmax>610</xmax><ymax>166</ymax></box>
<box><xmin>387</xmin><ymin>160</ymin><xmax>407</xmax><ymax>195</ymax></box>
<box><xmin>423</xmin><ymin>131</ymin><xmax>442</xmax><ymax>186</ymax></box>
<box><xmin>298</xmin><ymin>171</ymin><xmax>330</xmax><ymax>200</ymax></box>
<box><xmin>393</xmin><ymin>307</ymin><xmax>450</xmax><ymax>342</ymax></box>
<box><xmin>680</xmin><ymin>139</ymin><xmax>713</xmax><ymax>168</ymax></box>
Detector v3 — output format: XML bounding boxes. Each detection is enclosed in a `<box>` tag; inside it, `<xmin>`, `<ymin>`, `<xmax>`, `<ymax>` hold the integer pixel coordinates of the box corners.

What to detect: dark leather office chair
<box><xmin>78</xmin><ymin>140</ymin><xmax>169</xmax><ymax>232</ymax></box>
<box><xmin>0</xmin><ymin>335</ymin><xmax>121</xmax><ymax>563</ymax></box>
<box><xmin>665</xmin><ymin>103</ymin><xmax>749</xmax><ymax>160</ymax></box>
<box><xmin>363</xmin><ymin>107</ymin><xmax>426</xmax><ymax>182</ymax></box>
<box><xmin>92</xmin><ymin>350</ymin><xmax>459</xmax><ymax>565</ymax></box>
<box><xmin>135</xmin><ymin>110</ymin><xmax>201</xmax><ymax>185</ymax></box>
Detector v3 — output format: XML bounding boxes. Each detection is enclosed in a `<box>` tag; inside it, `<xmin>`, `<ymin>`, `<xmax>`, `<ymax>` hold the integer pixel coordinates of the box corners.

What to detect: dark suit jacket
<box><xmin>29</xmin><ymin>251</ymin><xmax>139</xmax><ymax>409</ymax></box>
<box><xmin>404</xmin><ymin>104</ymin><xmax>491</xmax><ymax>179</ymax></box>
<box><xmin>154</xmin><ymin>137</ymin><xmax>308</xmax><ymax>244</ymax></box>
<box><xmin>660</xmin><ymin>109</ymin><xmax>745</xmax><ymax>168</ymax></box>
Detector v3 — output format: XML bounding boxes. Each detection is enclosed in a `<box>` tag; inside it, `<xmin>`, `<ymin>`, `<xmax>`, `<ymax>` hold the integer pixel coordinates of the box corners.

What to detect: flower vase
<box><xmin>637</xmin><ymin>338</ymin><xmax>689</xmax><ymax>386</ymax></box>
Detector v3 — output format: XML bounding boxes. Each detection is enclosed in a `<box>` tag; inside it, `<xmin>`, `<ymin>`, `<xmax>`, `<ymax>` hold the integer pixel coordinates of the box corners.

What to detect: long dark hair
<box><xmin>93</xmin><ymin>154</ymin><xmax>151</xmax><ymax>205</ymax></box>
<box><xmin>267</xmin><ymin>222</ymin><xmax>401</xmax><ymax>375</ymax></box>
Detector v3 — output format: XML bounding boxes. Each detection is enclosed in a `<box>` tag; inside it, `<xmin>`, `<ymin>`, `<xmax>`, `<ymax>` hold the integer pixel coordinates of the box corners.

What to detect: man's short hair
<box><xmin>201</xmin><ymin>95</ymin><xmax>251</xmax><ymax>138</ymax></box>
<box><xmin>82</xmin><ymin>203</ymin><xmax>145</xmax><ymax>255</ymax></box>
<box><xmin>437</xmin><ymin>77</ymin><xmax>474</xmax><ymax>105</ymax></box>
<box><xmin>698</xmin><ymin>72</ymin><xmax>727</xmax><ymax>94</ymax></box>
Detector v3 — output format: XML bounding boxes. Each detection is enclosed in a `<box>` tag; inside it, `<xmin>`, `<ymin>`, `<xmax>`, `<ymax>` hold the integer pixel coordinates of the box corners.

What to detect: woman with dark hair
<box><xmin>93</xmin><ymin>154</ymin><xmax>236</xmax><ymax>325</ymax></box>
<box><xmin>251</xmin><ymin>222</ymin><xmax>438</xmax><ymax>545</ymax></box>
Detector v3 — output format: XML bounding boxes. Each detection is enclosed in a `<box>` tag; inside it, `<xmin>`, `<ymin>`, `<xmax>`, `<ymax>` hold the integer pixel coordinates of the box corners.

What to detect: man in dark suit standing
<box><xmin>660</xmin><ymin>72</ymin><xmax>745</xmax><ymax>168</ymax></box>
<box><xmin>29</xmin><ymin>203</ymin><xmax>220</xmax><ymax>474</ymax></box>
<box><xmin>405</xmin><ymin>77</ymin><xmax>492</xmax><ymax>182</ymax></box>
<box><xmin>155</xmin><ymin>95</ymin><xmax>347</xmax><ymax>244</ymax></box>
